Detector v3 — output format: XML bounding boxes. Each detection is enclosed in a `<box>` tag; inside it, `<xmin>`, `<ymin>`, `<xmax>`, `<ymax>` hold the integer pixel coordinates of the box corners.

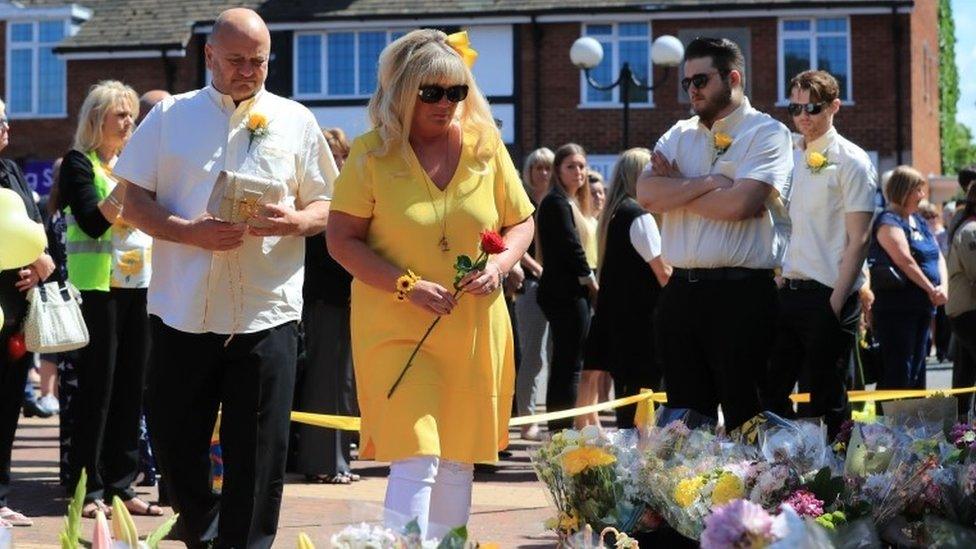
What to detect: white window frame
<box><xmin>292</xmin><ymin>29</ymin><xmax>408</xmax><ymax>100</ymax></box>
<box><xmin>578</xmin><ymin>21</ymin><xmax>655</xmax><ymax>109</ymax></box>
<box><xmin>5</xmin><ymin>18</ymin><xmax>70</xmax><ymax>119</ymax></box>
<box><xmin>776</xmin><ymin>16</ymin><xmax>853</xmax><ymax>106</ymax></box>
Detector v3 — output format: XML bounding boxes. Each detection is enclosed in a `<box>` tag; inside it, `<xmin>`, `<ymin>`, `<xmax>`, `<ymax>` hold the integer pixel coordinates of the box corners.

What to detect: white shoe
<box><xmin>38</xmin><ymin>395</ymin><xmax>59</xmax><ymax>415</ymax></box>
<box><xmin>520</xmin><ymin>424</ymin><xmax>543</xmax><ymax>441</ymax></box>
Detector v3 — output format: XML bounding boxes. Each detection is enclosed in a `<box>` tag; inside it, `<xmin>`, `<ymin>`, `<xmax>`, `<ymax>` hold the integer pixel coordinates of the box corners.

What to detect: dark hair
<box><xmin>950</xmin><ymin>178</ymin><xmax>976</xmax><ymax>243</ymax></box>
<box><xmin>789</xmin><ymin>70</ymin><xmax>840</xmax><ymax>103</ymax></box>
<box><xmin>684</xmin><ymin>37</ymin><xmax>745</xmax><ymax>80</ymax></box>
<box><xmin>959</xmin><ymin>165</ymin><xmax>976</xmax><ymax>192</ymax></box>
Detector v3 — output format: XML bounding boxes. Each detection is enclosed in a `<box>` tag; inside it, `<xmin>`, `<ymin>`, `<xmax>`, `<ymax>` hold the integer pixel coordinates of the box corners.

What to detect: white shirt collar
<box><xmin>204</xmin><ymin>84</ymin><xmax>266</xmax><ymax>116</ymax></box>
<box><xmin>701</xmin><ymin>97</ymin><xmax>752</xmax><ymax>135</ymax></box>
<box><xmin>795</xmin><ymin>126</ymin><xmax>838</xmax><ymax>152</ymax></box>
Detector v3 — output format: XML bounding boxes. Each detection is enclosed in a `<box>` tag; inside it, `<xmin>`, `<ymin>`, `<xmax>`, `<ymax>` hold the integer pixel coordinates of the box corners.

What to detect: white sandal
<box><xmin>0</xmin><ymin>507</ymin><xmax>33</xmax><ymax>527</ymax></box>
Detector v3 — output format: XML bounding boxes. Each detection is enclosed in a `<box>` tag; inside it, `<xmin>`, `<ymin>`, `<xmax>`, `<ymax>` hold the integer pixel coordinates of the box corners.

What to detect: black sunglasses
<box><xmin>680</xmin><ymin>71</ymin><xmax>722</xmax><ymax>93</ymax></box>
<box><xmin>418</xmin><ymin>85</ymin><xmax>469</xmax><ymax>104</ymax></box>
<box><xmin>787</xmin><ymin>102</ymin><xmax>827</xmax><ymax>116</ymax></box>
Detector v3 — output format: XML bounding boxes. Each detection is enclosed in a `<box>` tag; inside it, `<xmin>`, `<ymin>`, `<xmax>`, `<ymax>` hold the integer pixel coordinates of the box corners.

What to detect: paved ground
<box><xmin>4</xmin><ymin>361</ymin><xmax>955</xmax><ymax>548</ymax></box>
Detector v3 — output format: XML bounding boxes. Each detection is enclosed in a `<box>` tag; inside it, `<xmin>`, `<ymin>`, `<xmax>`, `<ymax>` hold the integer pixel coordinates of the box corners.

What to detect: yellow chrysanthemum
<box><xmin>806</xmin><ymin>151</ymin><xmax>828</xmax><ymax>169</ymax></box>
<box><xmin>117</xmin><ymin>249</ymin><xmax>144</xmax><ymax>277</ymax></box>
<box><xmin>561</xmin><ymin>446</ymin><xmax>616</xmax><ymax>475</ymax></box>
<box><xmin>674</xmin><ymin>476</ymin><xmax>706</xmax><ymax>508</ymax></box>
<box><xmin>558</xmin><ymin>510</ymin><xmax>580</xmax><ymax>533</ymax></box>
<box><xmin>711</xmin><ymin>473</ymin><xmax>745</xmax><ymax>506</ymax></box>
<box><xmin>247</xmin><ymin>112</ymin><xmax>268</xmax><ymax>132</ymax></box>
<box><xmin>714</xmin><ymin>132</ymin><xmax>733</xmax><ymax>150</ymax></box>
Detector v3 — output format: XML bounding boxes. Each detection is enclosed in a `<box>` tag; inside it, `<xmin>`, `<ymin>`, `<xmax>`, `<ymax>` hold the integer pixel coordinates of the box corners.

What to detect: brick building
<box><xmin>0</xmin><ymin>0</ymin><xmax>939</xmax><ymax>193</ymax></box>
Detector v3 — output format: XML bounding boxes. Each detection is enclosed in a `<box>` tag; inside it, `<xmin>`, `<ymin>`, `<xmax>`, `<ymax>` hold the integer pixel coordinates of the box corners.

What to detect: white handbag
<box><xmin>23</xmin><ymin>281</ymin><xmax>90</xmax><ymax>353</ymax></box>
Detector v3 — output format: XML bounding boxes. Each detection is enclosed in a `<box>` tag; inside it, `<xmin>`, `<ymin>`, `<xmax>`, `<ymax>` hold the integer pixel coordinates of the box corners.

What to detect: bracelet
<box><xmin>395</xmin><ymin>269</ymin><xmax>421</xmax><ymax>301</ymax></box>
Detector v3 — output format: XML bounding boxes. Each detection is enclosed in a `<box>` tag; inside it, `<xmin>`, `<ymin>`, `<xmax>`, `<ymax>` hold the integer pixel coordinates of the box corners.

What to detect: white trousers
<box><xmin>383</xmin><ymin>456</ymin><xmax>474</xmax><ymax>540</ymax></box>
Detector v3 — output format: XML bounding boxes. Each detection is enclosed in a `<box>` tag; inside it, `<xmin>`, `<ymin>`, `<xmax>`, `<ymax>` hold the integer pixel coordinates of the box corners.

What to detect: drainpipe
<box><xmin>892</xmin><ymin>5</ymin><xmax>904</xmax><ymax>165</ymax></box>
<box><xmin>531</xmin><ymin>14</ymin><xmax>543</xmax><ymax>149</ymax></box>
<box><xmin>161</xmin><ymin>48</ymin><xmax>176</xmax><ymax>93</ymax></box>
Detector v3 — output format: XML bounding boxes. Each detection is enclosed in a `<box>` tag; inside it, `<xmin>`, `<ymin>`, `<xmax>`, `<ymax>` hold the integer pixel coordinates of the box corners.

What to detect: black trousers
<box><xmin>950</xmin><ymin>310</ymin><xmax>976</xmax><ymax>418</ymax></box>
<box><xmin>763</xmin><ymin>287</ymin><xmax>859</xmax><ymax>438</ymax></box>
<box><xmin>294</xmin><ymin>300</ymin><xmax>356</xmax><ymax>477</ymax></box>
<box><xmin>71</xmin><ymin>288</ymin><xmax>150</xmax><ymax>503</ymax></box>
<box><xmin>655</xmin><ymin>276</ymin><xmax>777</xmax><ymax>431</ymax></box>
<box><xmin>0</xmin><ymin>322</ymin><xmax>32</xmax><ymax>509</ymax></box>
<box><xmin>540</xmin><ymin>296</ymin><xmax>591</xmax><ymax>432</ymax></box>
<box><xmin>146</xmin><ymin>317</ymin><xmax>297</xmax><ymax>549</ymax></box>
<box><xmin>873</xmin><ymin>308</ymin><xmax>932</xmax><ymax>390</ymax></box>
<box><xmin>611</xmin><ymin>313</ymin><xmax>662</xmax><ymax>429</ymax></box>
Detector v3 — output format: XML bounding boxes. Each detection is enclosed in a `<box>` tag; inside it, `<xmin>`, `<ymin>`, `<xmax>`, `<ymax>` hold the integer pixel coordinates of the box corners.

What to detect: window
<box><xmin>778</xmin><ymin>17</ymin><xmax>851</xmax><ymax>103</ymax></box>
<box><xmin>7</xmin><ymin>20</ymin><xmax>68</xmax><ymax>117</ymax></box>
<box><xmin>294</xmin><ymin>30</ymin><xmax>408</xmax><ymax>98</ymax></box>
<box><xmin>580</xmin><ymin>22</ymin><xmax>653</xmax><ymax>106</ymax></box>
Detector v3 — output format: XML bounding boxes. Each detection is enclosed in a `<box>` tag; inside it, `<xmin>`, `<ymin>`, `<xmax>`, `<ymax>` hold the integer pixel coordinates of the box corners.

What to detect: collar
<box><xmin>796</xmin><ymin>126</ymin><xmax>837</xmax><ymax>153</ymax></box>
<box><xmin>702</xmin><ymin>96</ymin><xmax>751</xmax><ymax>135</ymax></box>
<box><xmin>204</xmin><ymin>84</ymin><xmax>266</xmax><ymax>116</ymax></box>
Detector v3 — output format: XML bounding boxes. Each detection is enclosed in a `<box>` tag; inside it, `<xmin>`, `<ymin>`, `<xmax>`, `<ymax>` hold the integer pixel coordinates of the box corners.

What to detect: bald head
<box><xmin>206</xmin><ymin>8</ymin><xmax>271</xmax><ymax>102</ymax></box>
<box><xmin>138</xmin><ymin>90</ymin><xmax>170</xmax><ymax>124</ymax></box>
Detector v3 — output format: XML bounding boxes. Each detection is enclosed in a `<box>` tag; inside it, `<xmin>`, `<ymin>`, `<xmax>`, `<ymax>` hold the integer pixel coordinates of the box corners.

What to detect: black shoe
<box><xmin>22</xmin><ymin>399</ymin><xmax>54</xmax><ymax>418</ymax></box>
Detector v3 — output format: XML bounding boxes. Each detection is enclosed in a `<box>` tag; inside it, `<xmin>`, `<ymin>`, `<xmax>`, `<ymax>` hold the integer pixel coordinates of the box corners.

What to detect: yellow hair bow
<box><xmin>446</xmin><ymin>31</ymin><xmax>478</xmax><ymax>69</ymax></box>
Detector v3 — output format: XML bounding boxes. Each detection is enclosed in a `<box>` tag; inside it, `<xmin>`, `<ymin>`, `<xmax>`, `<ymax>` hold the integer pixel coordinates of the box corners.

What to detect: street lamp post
<box><xmin>570</xmin><ymin>35</ymin><xmax>684</xmax><ymax>149</ymax></box>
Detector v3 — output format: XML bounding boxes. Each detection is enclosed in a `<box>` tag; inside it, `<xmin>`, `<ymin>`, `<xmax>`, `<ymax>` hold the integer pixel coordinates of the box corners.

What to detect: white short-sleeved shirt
<box><xmin>652</xmin><ymin>98</ymin><xmax>794</xmax><ymax>269</ymax></box>
<box><xmin>630</xmin><ymin>213</ymin><xmax>662</xmax><ymax>262</ymax></box>
<box><xmin>782</xmin><ymin>127</ymin><xmax>877</xmax><ymax>289</ymax></box>
<box><xmin>114</xmin><ymin>86</ymin><xmax>338</xmax><ymax>334</ymax></box>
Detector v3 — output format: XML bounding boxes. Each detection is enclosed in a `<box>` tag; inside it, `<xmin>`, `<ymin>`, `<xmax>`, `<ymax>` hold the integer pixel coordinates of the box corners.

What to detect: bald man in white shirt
<box><xmin>119</xmin><ymin>9</ymin><xmax>337</xmax><ymax>548</ymax></box>
<box><xmin>637</xmin><ymin>37</ymin><xmax>793</xmax><ymax>432</ymax></box>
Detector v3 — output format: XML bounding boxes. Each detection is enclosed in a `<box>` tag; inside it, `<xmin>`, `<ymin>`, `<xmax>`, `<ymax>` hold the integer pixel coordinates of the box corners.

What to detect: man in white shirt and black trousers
<box><xmin>117</xmin><ymin>8</ymin><xmax>337</xmax><ymax>548</ymax></box>
<box><xmin>762</xmin><ymin>70</ymin><xmax>876</xmax><ymax>439</ymax></box>
<box><xmin>637</xmin><ymin>37</ymin><xmax>793</xmax><ymax>432</ymax></box>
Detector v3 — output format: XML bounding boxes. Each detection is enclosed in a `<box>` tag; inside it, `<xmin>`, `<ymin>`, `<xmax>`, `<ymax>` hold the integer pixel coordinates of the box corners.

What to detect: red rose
<box><xmin>480</xmin><ymin>230</ymin><xmax>507</xmax><ymax>255</ymax></box>
<box><xmin>7</xmin><ymin>332</ymin><xmax>26</xmax><ymax>361</ymax></box>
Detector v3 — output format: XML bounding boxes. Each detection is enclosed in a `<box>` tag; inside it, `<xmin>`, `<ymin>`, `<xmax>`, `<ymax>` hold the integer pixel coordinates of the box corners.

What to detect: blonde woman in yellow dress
<box><xmin>327</xmin><ymin>29</ymin><xmax>535</xmax><ymax>539</ymax></box>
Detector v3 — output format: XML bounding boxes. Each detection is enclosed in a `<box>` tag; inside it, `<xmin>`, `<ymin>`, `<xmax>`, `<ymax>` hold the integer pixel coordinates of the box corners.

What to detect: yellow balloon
<box><xmin>0</xmin><ymin>187</ymin><xmax>46</xmax><ymax>269</ymax></box>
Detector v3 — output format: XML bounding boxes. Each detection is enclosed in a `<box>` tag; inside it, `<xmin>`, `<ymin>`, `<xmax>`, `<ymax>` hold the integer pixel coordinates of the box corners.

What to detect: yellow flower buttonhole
<box><xmin>714</xmin><ymin>132</ymin><xmax>733</xmax><ymax>151</ymax></box>
<box><xmin>247</xmin><ymin>112</ymin><xmax>268</xmax><ymax>132</ymax></box>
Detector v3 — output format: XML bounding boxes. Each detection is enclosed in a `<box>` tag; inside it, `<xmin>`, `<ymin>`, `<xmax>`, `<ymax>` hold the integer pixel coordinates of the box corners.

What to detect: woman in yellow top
<box><xmin>327</xmin><ymin>29</ymin><xmax>535</xmax><ymax>539</ymax></box>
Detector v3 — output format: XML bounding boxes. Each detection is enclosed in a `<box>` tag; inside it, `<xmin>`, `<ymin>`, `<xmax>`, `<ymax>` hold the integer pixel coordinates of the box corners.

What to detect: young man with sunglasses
<box><xmin>762</xmin><ymin>70</ymin><xmax>876</xmax><ymax>438</ymax></box>
<box><xmin>637</xmin><ymin>37</ymin><xmax>793</xmax><ymax>432</ymax></box>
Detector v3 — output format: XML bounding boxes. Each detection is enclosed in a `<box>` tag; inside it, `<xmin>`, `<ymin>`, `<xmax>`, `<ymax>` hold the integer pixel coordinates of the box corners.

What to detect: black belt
<box><xmin>782</xmin><ymin>278</ymin><xmax>831</xmax><ymax>291</ymax></box>
<box><xmin>671</xmin><ymin>267</ymin><xmax>774</xmax><ymax>282</ymax></box>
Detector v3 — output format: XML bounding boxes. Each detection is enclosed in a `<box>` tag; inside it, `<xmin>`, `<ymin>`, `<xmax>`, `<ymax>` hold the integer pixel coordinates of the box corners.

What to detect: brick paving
<box><xmin>4</xmin><ymin>416</ymin><xmax>558</xmax><ymax>548</ymax></box>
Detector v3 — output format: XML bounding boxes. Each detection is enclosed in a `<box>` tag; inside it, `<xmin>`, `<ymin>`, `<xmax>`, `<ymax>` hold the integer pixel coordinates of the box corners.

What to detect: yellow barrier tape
<box><xmin>290</xmin><ymin>387</ymin><xmax>976</xmax><ymax>432</ymax></box>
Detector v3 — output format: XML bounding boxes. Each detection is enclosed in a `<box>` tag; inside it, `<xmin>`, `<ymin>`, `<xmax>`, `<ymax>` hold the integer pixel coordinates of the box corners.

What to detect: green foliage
<box><xmin>940</xmin><ymin>0</ymin><xmax>976</xmax><ymax>173</ymax></box>
<box><xmin>146</xmin><ymin>513</ymin><xmax>180</xmax><ymax>548</ymax></box>
<box><xmin>437</xmin><ymin>525</ymin><xmax>469</xmax><ymax>549</ymax></box>
<box><xmin>59</xmin><ymin>468</ymin><xmax>87</xmax><ymax>549</ymax></box>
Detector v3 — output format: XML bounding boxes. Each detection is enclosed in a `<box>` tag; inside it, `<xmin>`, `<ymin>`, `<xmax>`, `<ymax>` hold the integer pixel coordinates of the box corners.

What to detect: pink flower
<box><xmin>782</xmin><ymin>489</ymin><xmax>824</xmax><ymax>518</ymax></box>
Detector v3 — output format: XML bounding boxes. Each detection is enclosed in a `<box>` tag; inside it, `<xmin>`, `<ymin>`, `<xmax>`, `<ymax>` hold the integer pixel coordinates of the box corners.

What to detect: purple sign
<box><xmin>22</xmin><ymin>159</ymin><xmax>56</xmax><ymax>196</ymax></box>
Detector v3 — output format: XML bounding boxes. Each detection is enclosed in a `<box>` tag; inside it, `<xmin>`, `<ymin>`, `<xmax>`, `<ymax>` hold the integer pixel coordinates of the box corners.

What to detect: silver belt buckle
<box><xmin>688</xmin><ymin>269</ymin><xmax>699</xmax><ymax>283</ymax></box>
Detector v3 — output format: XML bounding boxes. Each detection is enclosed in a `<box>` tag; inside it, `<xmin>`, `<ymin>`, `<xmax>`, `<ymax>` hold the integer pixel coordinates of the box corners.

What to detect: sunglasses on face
<box><xmin>681</xmin><ymin>71</ymin><xmax>722</xmax><ymax>93</ymax></box>
<box><xmin>787</xmin><ymin>102</ymin><xmax>827</xmax><ymax>116</ymax></box>
<box><xmin>417</xmin><ymin>84</ymin><xmax>469</xmax><ymax>104</ymax></box>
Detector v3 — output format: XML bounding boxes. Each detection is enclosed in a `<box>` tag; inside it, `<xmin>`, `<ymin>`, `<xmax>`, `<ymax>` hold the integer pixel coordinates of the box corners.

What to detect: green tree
<box><xmin>941</xmin><ymin>0</ymin><xmax>976</xmax><ymax>173</ymax></box>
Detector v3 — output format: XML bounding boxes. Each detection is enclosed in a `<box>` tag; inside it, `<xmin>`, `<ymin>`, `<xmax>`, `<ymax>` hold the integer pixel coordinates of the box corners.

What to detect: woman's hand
<box><xmin>407</xmin><ymin>280</ymin><xmax>458</xmax><ymax>315</ymax></box>
<box><xmin>459</xmin><ymin>262</ymin><xmax>503</xmax><ymax>297</ymax></box>
<box><xmin>31</xmin><ymin>254</ymin><xmax>55</xmax><ymax>282</ymax></box>
<box><xmin>15</xmin><ymin>266</ymin><xmax>41</xmax><ymax>292</ymax></box>
<box><xmin>928</xmin><ymin>286</ymin><xmax>948</xmax><ymax>307</ymax></box>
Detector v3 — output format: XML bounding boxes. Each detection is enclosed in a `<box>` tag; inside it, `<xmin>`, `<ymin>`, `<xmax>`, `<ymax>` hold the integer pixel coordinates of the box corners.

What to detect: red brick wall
<box><xmin>518</xmin><ymin>14</ymin><xmax>917</xmax><ymax>173</ymax></box>
<box><xmin>909</xmin><ymin>0</ymin><xmax>942</xmax><ymax>176</ymax></box>
<box><xmin>0</xmin><ymin>31</ymin><xmax>206</xmax><ymax>162</ymax></box>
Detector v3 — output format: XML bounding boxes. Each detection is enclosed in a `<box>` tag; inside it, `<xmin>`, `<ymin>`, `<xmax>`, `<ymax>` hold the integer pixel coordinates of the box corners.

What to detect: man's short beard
<box><xmin>694</xmin><ymin>84</ymin><xmax>733</xmax><ymax>126</ymax></box>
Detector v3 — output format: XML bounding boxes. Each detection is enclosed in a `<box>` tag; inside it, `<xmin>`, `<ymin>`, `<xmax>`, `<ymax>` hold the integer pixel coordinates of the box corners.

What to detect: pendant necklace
<box><xmin>419</xmin><ymin>130</ymin><xmax>453</xmax><ymax>252</ymax></box>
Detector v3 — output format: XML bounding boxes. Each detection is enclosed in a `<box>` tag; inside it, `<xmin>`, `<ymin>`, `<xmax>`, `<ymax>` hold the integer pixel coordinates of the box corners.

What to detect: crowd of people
<box><xmin>0</xmin><ymin>9</ymin><xmax>974</xmax><ymax>547</ymax></box>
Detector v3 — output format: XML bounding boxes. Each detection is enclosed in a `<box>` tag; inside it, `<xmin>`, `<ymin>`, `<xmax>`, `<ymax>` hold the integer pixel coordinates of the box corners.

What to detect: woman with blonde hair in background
<box><xmin>327</xmin><ymin>29</ymin><xmax>534</xmax><ymax>538</ymax></box>
<box><xmin>513</xmin><ymin>147</ymin><xmax>552</xmax><ymax>441</ymax></box>
<box><xmin>60</xmin><ymin>81</ymin><xmax>159</xmax><ymax>518</ymax></box>
<box><xmin>537</xmin><ymin>143</ymin><xmax>597</xmax><ymax>433</ymax></box>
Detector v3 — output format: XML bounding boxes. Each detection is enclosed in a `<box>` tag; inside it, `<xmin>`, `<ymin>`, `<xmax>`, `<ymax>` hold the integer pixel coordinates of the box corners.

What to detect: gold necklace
<box><xmin>417</xmin><ymin>131</ymin><xmax>453</xmax><ymax>252</ymax></box>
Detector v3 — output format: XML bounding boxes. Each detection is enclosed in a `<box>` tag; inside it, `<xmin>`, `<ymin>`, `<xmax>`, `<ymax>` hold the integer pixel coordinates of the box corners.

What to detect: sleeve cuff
<box><xmin>578</xmin><ymin>272</ymin><xmax>596</xmax><ymax>286</ymax></box>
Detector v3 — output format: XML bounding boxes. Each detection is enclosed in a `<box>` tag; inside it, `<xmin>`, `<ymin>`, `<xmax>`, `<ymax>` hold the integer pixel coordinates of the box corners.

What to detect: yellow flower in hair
<box><xmin>561</xmin><ymin>446</ymin><xmax>616</xmax><ymax>475</ymax></box>
<box><xmin>714</xmin><ymin>132</ymin><xmax>733</xmax><ymax>153</ymax></box>
<box><xmin>711</xmin><ymin>473</ymin><xmax>745</xmax><ymax>506</ymax></box>
<box><xmin>445</xmin><ymin>31</ymin><xmax>478</xmax><ymax>69</ymax></box>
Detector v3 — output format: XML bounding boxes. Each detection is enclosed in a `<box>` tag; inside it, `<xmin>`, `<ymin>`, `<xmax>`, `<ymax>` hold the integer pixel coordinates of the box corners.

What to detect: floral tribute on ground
<box><xmin>531</xmin><ymin>396</ymin><xmax>976</xmax><ymax>548</ymax></box>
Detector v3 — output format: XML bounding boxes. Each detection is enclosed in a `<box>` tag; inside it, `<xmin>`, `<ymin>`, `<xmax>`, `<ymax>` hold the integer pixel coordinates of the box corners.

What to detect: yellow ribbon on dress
<box><xmin>446</xmin><ymin>31</ymin><xmax>478</xmax><ymax>69</ymax></box>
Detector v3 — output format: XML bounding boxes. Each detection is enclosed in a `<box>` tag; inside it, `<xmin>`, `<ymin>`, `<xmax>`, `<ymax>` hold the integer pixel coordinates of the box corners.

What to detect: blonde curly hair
<box><xmin>366</xmin><ymin>29</ymin><xmax>499</xmax><ymax>169</ymax></box>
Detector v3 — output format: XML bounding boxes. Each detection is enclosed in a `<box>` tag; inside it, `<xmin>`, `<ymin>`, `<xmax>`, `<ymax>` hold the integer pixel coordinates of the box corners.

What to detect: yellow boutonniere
<box><xmin>713</xmin><ymin>132</ymin><xmax>733</xmax><ymax>157</ymax></box>
<box><xmin>806</xmin><ymin>151</ymin><xmax>831</xmax><ymax>174</ymax></box>
<box><xmin>246</xmin><ymin>112</ymin><xmax>269</xmax><ymax>151</ymax></box>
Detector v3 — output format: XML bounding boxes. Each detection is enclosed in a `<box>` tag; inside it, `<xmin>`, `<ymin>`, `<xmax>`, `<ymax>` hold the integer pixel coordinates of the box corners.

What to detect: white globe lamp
<box><xmin>651</xmin><ymin>35</ymin><xmax>684</xmax><ymax>67</ymax></box>
<box><xmin>570</xmin><ymin>37</ymin><xmax>603</xmax><ymax>70</ymax></box>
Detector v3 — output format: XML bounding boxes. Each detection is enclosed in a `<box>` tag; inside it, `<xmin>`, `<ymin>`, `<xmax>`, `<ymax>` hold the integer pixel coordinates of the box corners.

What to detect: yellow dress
<box><xmin>330</xmin><ymin>129</ymin><xmax>535</xmax><ymax>464</ymax></box>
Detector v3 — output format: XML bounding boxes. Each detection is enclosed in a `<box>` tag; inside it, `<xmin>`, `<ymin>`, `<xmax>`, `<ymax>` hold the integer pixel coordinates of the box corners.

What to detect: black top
<box><xmin>303</xmin><ymin>232</ymin><xmax>352</xmax><ymax>306</ymax></box>
<box><xmin>0</xmin><ymin>159</ymin><xmax>42</xmax><ymax>325</ymax></box>
<box><xmin>536</xmin><ymin>188</ymin><xmax>591</xmax><ymax>306</ymax></box>
<box><xmin>59</xmin><ymin>150</ymin><xmax>111</xmax><ymax>239</ymax></box>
